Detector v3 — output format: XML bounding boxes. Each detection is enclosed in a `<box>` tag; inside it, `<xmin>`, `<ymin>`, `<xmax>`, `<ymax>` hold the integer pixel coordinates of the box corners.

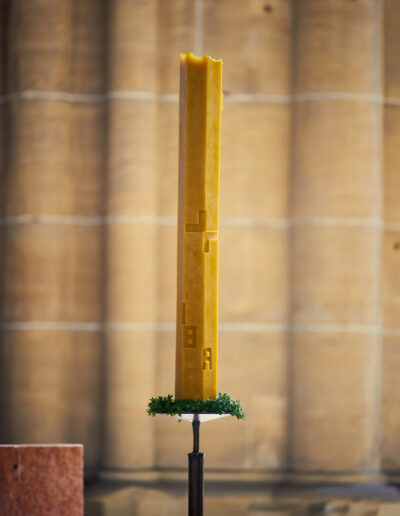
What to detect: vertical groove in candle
<box><xmin>175</xmin><ymin>53</ymin><xmax>222</xmax><ymax>400</ymax></box>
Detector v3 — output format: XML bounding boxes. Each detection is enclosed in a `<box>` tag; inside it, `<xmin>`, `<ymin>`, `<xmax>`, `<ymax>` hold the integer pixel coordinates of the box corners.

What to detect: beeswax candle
<box><xmin>175</xmin><ymin>53</ymin><xmax>222</xmax><ymax>400</ymax></box>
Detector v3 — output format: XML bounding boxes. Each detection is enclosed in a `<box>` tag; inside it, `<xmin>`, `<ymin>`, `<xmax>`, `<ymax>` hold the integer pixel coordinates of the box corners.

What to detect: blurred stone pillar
<box><xmin>290</xmin><ymin>0</ymin><xmax>382</xmax><ymax>473</ymax></box>
<box><xmin>153</xmin><ymin>0</ymin><xmax>197</xmax><ymax>470</ymax></box>
<box><xmin>154</xmin><ymin>0</ymin><xmax>293</xmax><ymax>473</ymax></box>
<box><xmin>381</xmin><ymin>0</ymin><xmax>400</xmax><ymax>476</ymax></box>
<box><xmin>0</xmin><ymin>0</ymin><xmax>106</xmax><ymax>475</ymax></box>
<box><xmin>103</xmin><ymin>0</ymin><xmax>157</xmax><ymax>470</ymax></box>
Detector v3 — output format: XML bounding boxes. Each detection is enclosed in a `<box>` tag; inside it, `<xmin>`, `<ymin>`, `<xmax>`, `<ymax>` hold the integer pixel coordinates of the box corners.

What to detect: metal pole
<box><xmin>188</xmin><ymin>413</ymin><xmax>203</xmax><ymax>516</ymax></box>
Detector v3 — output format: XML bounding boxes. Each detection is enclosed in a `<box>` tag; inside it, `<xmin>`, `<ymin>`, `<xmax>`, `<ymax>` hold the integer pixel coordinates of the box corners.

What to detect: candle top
<box><xmin>180</xmin><ymin>52</ymin><xmax>223</xmax><ymax>65</ymax></box>
<box><xmin>180</xmin><ymin>53</ymin><xmax>223</xmax><ymax>112</ymax></box>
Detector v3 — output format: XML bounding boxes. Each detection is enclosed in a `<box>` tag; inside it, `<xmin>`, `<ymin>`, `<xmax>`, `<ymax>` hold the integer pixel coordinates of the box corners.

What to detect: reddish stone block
<box><xmin>0</xmin><ymin>445</ymin><xmax>83</xmax><ymax>516</ymax></box>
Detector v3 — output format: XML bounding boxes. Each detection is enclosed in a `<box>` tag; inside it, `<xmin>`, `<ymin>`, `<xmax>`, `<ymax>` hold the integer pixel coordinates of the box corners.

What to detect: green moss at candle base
<box><xmin>147</xmin><ymin>393</ymin><xmax>245</xmax><ymax>420</ymax></box>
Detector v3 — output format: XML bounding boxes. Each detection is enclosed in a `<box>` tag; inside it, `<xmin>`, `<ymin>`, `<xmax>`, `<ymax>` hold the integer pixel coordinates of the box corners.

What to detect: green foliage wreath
<box><xmin>147</xmin><ymin>392</ymin><xmax>245</xmax><ymax>419</ymax></box>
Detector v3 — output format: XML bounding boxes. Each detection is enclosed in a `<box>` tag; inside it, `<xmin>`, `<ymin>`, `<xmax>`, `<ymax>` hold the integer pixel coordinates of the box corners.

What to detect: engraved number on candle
<box><xmin>186</xmin><ymin>210</ymin><xmax>206</xmax><ymax>232</ymax></box>
<box><xmin>183</xmin><ymin>326</ymin><xmax>197</xmax><ymax>348</ymax></box>
<box><xmin>203</xmin><ymin>348</ymin><xmax>212</xmax><ymax>370</ymax></box>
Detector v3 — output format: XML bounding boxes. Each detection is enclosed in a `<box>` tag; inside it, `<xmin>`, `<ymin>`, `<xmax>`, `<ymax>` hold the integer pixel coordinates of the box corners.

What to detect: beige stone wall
<box><xmin>0</xmin><ymin>0</ymin><xmax>399</xmax><ymax>487</ymax></box>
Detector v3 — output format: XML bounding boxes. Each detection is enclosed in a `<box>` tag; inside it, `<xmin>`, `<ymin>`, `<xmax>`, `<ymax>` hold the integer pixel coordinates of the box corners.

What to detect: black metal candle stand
<box><xmin>148</xmin><ymin>394</ymin><xmax>244</xmax><ymax>515</ymax></box>
<box><xmin>189</xmin><ymin>414</ymin><xmax>203</xmax><ymax>515</ymax></box>
<box><xmin>168</xmin><ymin>412</ymin><xmax>229</xmax><ymax>516</ymax></box>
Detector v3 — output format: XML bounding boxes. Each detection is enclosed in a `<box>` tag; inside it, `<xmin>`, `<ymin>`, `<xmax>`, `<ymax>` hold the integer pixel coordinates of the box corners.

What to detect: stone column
<box><xmin>153</xmin><ymin>0</ymin><xmax>197</xmax><ymax>469</ymax></box>
<box><xmin>0</xmin><ymin>0</ymin><xmax>106</xmax><ymax>475</ymax></box>
<box><xmin>103</xmin><ymin>0</ymin><xmax>157</xmax><ymax>470</ymax></box>
<box><xmin>155</xmin><ymin>0</ymin><xmax>293</xmax><ymax>472</ymax></box>
<box><xmin>290</xmin><ymin>0</ymin><xmax>383</xmax><ymax>473</ymax></box>
<box><xmin>381</xmin><ymin>0</ymin><xmax>400</xmax><ymax>476</ymax></box>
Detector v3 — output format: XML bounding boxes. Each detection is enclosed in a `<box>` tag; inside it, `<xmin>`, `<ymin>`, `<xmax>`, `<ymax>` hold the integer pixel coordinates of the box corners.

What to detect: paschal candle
<box><xmin>175</xmin><ymin>53</ymin><xmax>223</xmax><ymax>400</ymax></box>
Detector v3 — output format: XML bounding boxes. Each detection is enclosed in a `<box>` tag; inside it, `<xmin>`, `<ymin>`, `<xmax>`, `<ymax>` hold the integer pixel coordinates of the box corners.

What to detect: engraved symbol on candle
<box><xmin>183</xmin><ymin>326</ymin><xmax>197</xmax><ymax>348</ymax></box>
<box><xmin>204</xmin><ymin>231</ymin><xmax>217</xmax><ymax>253</ymax></box>
<box><xmin>186</xmin><ymin>210</ymin><xmax>207</xmax><ymax>232</ymax></box>
<box><xmin>203</xmin><ymin>348</ymin><xmax>212</xmax><ymax>370</ymax></box>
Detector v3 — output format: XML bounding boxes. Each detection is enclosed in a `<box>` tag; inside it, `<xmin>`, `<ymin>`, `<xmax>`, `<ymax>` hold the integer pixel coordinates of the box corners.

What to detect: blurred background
<box><xmin>1</xmin><ymin>0</ymin><xmax>400</xmax><ymax>514</ymax></box>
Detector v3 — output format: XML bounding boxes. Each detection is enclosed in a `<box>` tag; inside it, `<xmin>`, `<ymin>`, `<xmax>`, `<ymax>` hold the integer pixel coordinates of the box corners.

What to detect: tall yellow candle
<box><xmin>175</xmin><ymin>53</ymin><xmax>223</xmax><ymax>401</ymax></box>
